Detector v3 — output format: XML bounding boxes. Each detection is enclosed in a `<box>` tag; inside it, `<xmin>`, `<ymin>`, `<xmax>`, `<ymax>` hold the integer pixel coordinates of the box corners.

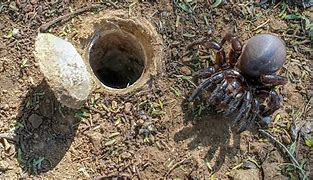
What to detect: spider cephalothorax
<box><xmin>187</xmin><ymin>33</ymin><xmax>288</xmax><ymax>133</ymax></box>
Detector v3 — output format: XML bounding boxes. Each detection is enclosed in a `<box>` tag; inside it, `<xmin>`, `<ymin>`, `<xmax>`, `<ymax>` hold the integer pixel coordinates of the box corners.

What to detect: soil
<box><xmin>0</xmin><ymin>0</ymin><xmax>312</xmax><ymax>180</ymax></box>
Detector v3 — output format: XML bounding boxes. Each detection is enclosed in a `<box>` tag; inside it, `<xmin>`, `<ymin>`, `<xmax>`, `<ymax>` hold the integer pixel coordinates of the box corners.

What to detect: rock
<box><xmin>2</xmin><ymin>138</ymin><xmax>11</xmax><ymax>151</ymax></box>
<box><xmin>171</xmin><ymin>48</ymin><xmax>178</xmax><ymax>57</ymax></box>
<box><xmin>300</xmin><ymin>119</ymin><xmax>313</xmax><ymax>139</ymax></box>
<box><xmin>139</xmin><ymin>121</ymin><xmax>156</xmax><ymax>135</ymax></box>
<box><xmin>30</xmin><ymin>0</ymin><xmax>38</xmax><ymax>5</ymax></box>
<box><xmin>229</xmin><ymin>169</ymin><xmax>260</xmax><ymax>180</ymax></box>
<box><xmin>281</xmin><ymin>133</ymin><xmax>291</xmax><ymax>144</ymax></box>
<box><xmin>181</xmin><ymin>56</ymin><xmax>192</xmax><ymax>63</ymax></box>
<box><xmin>124</xmin><ymin>102</ymin><xmax>132</xmax><ymax>113</ymax></box>
<box><xmin>0</xmin><ymin>104</ymin><xmax>9</xmax><ymax>110</ymax></box>
<box><xmin>262</xmin><ymin>162</ymin><xmax>288</xmax><ymax>180</ymax></box>
<box><xmin>12</xmin><ymin>28</ymin><xmax>20</xmax><ymax>39</ymax></box>
<box><xmin>0</xmin><ymin>160</ymin><xmax>10</xmax><ymax>172</ymax></box>
<box><xmin>28</xmin><ymin>114</ymin><xmax>43</xmax><ymax>129</ymax></box>
<box><xmin>291</xmin><ymin>118</ymin><xmax>313</xmax><ymax>140</ymax></box>
<box><xmin>111</xmin><ymin>100</ymin><xmax>118</xmax><ymax>110</ymax></box>
<box><xmin>242</xmin><ymin>160</ymin><xmax>257</xmax><ymax>169</ymax></box>
<box><xmin>180</xmin><ymin>66</ymin><xmax>192</xmax><ymax>76</ymax></box>
<box><xmin>87</xmin><ymin>132</ymin><xmax>103</xmax><ymax>151</ymax></box>
<box><xmin>34</xmin><ymin>33</ymin><xmax>92</xmax><ymax>109</ymax></box>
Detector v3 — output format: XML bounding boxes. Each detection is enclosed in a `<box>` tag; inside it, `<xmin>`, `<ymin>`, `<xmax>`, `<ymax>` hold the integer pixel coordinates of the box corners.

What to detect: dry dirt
<box><xmin>0</xmin><ymin>0</ymin><xmax>312</xmax><ymax>180</ymax></box>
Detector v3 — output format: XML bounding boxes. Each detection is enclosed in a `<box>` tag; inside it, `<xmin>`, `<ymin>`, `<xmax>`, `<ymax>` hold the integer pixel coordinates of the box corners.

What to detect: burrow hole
<box><xmin>88</xmin><ymin>30</ymin><xmax>145</xmax><ymax>89</ymax></box>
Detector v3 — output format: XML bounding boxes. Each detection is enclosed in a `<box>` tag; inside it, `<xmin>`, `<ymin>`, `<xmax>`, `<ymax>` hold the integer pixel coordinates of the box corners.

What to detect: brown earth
<box><xmin>0</xmin><ymin>0</ymin><xmax>312</xmax><ymax>180</ymax></box>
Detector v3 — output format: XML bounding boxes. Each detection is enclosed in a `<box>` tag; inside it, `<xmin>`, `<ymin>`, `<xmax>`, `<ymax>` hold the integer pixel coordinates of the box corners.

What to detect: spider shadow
<box><xmin>174</xmin><ymin>99</ymin><xmax>243</xmax><ymax>173</ymax></box>
<box><xmin>14</xmin><ymin>80</ymin><xmax>80</xmax><ymax>175</ymax></box>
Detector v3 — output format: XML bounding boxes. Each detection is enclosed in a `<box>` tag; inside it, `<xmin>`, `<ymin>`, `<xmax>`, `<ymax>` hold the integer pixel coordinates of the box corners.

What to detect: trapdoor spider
<box><xmin>187</xmin><ymin>33</ymin><xmax>288</xmax><ymax>132</ymax></box>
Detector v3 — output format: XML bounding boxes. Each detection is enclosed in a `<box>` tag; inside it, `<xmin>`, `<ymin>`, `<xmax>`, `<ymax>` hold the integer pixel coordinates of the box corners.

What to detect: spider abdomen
<box><xmin>237</xmin><ymin>34</ymin><xmax>286</xmax><ymax>78</ymax></box>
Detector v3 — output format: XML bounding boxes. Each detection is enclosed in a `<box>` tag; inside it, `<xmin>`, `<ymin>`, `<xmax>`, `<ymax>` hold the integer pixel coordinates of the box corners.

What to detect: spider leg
<box><xmin>224</xmin><ymin>69</ymin><xmax>245</xmax><ymax>82</ymax></box>
<box><xmin>250</xmin><ymin>99</ymin><xmax>260</xmax><ymax>123</ymax></box>
<box><xmin>208</xmin><ymin>79</ymin><xmax>228</xmax><ymax>105</ymax></box>
<box><xmin>189</xmin><ymin>72</ymin><xmax>224</xmax><ymax>101</ymax></box>
<box><xmin>220</xmin><ymin>33</ymin><xmax>242</xmax><ymax>67</ymax></box>
<box><xmin>261</xmin><ymin>90</ymin><xmax>282</xmax><ymax>124</ymax></box>
<box><xmin>237</xmin><ymin>104</ymin><xmax>253</xmax><ymax>133</ymax></box>
<box><xmin>198</xmin><ymin>41</ymin><xmax>227</xmax><ymax>69</ymax></box>
<box><xmin>220</xmin><ymin>76</ymin><xmax>243</xmax><ymax>111</ymax></box>
<box><xmin>255</xmin><ymin>89</ymin><xmax>270</xmax><ymax>100</ymax></box>
<box><xmin>224</xmin><ymin>92</ymin><xmax>244</xmax><ymax>115</ymax></box>
<box><xmin>186</xmin><ymin>38</ymin><xmax>228</xmax><ymax>69</ymax></box>
<box><xmin>219</xmin><ymin>91</ymin><xmax>234</xmax><ymax>110</ymax></box>
<box><xmin>260</xmin><ymin>74</ymin><xmax>288</xmax><ymax>86</ymax></box>
<box><xmin>192</xmin><ymin>66</ymin><xmax>216</xmax><ymax>80</ymax></box>
<box><xmin>237</xmin><ymin>99</ymin><xmax>260</xmax><ymax>133</ymax></box>
<box><xmin>233</xmin><ymin>91</ymin><xmax>252</xmax><ymax>125</ymax></box>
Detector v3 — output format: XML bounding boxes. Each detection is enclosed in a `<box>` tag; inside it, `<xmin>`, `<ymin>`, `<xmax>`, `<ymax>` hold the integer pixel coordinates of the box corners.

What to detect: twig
<box><xmin>259</xmin><ymin>129</ymin><xmax>307</xmax><ymax>179</ymax></box>
<box><xmin>39</xmin><ymin>4</ymin><xmax>104</xmax><ymax>32</ymax></box>
<box><xmin>259</xmin><ymin>129</ymin><xmax>299</xmax><ymax>165</ymax></box>
<box><xmin>165</xmin><ymin>156</ymin><xmax>190</xmax><ymax>177</ymax></box>
<box><xmin>135</xmin><ymin>165</ymin><xmax>141</xmax><ymax>180</ymax></box>
<box><xmin>253</xmin><ymin>19</ymin><xmax>270</xmax><ymax>31</ymax></box>
<box><xmin>105</xmin><ymin>0</ymin><xmax>119</xmax><ymax>9</ymax></box>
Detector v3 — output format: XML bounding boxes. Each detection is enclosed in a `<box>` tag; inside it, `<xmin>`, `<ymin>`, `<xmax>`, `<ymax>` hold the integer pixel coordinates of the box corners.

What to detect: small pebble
<box><xmin>87</xmin><ymin>132</ymin><xmax>102</xmax><ymax>151</ymax></box>
<box><xmin>281</xmin><ymin>134</ymin><xmax>291</xmax><ymax>144</ymax></box>
<box><xmin>112</xmin><ymin>100</ymin><xmax>118</xmax><ymax>110</ymax></box>
<box><xmin>181</xmin><ymin>56</ymin><xmax>192</xmax><ymax>63</ymax></box>
<box><xmin>30</xmin><ymin>0</ymin><xmax>38</xmax><ymax>5</ymax></box>
<box><xmin>180</xmin><ymin>66</ymin><xmax>192</xmax><ymax>76</ymax></box>
<box><xmin>229</xmin><ymin>169</ymin><xmax>260</xmax><ymax>180</ymax></box>
<box><xmin>171</xmin><ymin>48</ymin><xmax>178</xmax><ymax>57</ymax></box>
<box><xmin>1</xmin><ymin>104</ymin><xmax>10</xmax><ymax>111</ymax></box>
<box><xmin>160</xmin><ymin>11</ymin><xmax>169</xmax><ymax>17</ymax></box>
<box><xmin>0</xmin><ymin>160</ymin><xmax>10</xmax><ymax>171</ymax></box>
<box><xmin>28</xmin><ymin>114</ymin><xmax>43</xmax><ymax>129</ymax></box>
<box><xmin>3</xmin><ymin>138</ymin><xmax>11</xmax><ymax>151</ymax></box>
<box><xmin>120</xmin><ymin>152</ymin><xmax>132</xmax><ymax>159</ymax></box>
<box><xmin>124</xmin><ymin>102</ymin><xmax>132</xmax><ymax>113</ymax></box>
<box><xmin>242</xmin><ymin>160</ymin><xmax>257</xmax><ymax>169</ymax></box>
<box><xmin>12</xmin><ymin>28</ymin><xmax>20</xmax><ymax>39</ymax></box>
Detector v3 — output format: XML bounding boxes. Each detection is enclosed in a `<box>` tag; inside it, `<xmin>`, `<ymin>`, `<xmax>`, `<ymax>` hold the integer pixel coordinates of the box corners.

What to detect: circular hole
<box><xmin>88</xmin><ymin>30</ymin><xmax>146</xmax><ymax>89</ymax></box>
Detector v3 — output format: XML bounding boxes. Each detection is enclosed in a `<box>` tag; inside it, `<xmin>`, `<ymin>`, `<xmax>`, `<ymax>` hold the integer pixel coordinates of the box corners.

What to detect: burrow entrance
<box><xmin>85</xmin><ymin>12</ymin><xmax>163</xmax><ymax>93</ymax></box>
<box><xmin>89</xmin><ymin>30</ymin><xmax>145</xmax><ymax>89</ymax></box>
